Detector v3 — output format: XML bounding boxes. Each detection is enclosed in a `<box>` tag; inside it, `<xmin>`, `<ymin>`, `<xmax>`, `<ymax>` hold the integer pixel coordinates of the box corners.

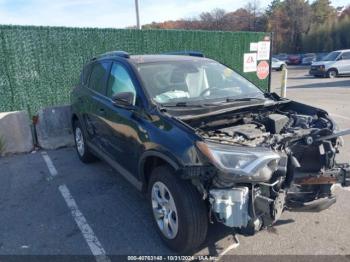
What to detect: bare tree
<box><xmin>245</xmin><ymin>0</ymin><xmax>261</xmax><ymax>31</ymax></box>
<box><xmin>199</xmin><ymin>8</ymin><xmax>226</xmax><ymax>30</ymax></box>
<box><xmin>223</xmin><ymin>9</ymin><xmax>251</xmax><ymax>31</ymax></box>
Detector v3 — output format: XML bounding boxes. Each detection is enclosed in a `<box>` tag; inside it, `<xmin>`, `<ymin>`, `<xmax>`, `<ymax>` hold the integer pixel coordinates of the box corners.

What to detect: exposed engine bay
<box><xmin>181</xmin><ymin>100</ymin><xmax>350</xmax><ymax>234</ymax></box>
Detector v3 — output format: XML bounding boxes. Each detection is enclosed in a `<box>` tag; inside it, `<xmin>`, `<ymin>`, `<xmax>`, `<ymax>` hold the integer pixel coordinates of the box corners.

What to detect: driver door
<box><xmin>98</xmin><ymin>62</ymin><xmax>145</xmax><ymax>177</ymax></box>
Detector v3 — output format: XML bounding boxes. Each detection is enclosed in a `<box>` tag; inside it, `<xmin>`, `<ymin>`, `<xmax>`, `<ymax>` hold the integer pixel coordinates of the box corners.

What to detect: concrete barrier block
<box><xmin>36</xmin><ymin>105</ymin><xmax>74</xmax><ymax>150</ymax></box>
<box><xmin>0</xmin><ymin>111</ymin><xmax>34</xmax><ymax>155</ymax></box>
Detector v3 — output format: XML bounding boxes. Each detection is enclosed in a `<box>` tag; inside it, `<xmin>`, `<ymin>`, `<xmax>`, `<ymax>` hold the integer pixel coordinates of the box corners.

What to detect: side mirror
<box><xmin>112</xmin><ymin>92</ymin><xmax>135</xmax><ymax>108</ymax></box>
<box><xmin>337</xmin><ymin>56</ymin><xmax>343</xmax><ymax>61</ymax></box>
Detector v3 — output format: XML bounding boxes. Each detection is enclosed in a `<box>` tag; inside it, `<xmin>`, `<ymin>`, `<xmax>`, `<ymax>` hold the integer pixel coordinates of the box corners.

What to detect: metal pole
<box><xmin>268</xmin><ymin>32</ymin><xmax>273</xmax><ymax>93</ymax></box>
<box><xmin>135</xmin><ymin>0</ymin><xmax>141</xmax><ymax>29</ymax></box>
<box><xmin>280</xmin><ymin>67</ymin><xmax>288</xmax><ymax>98</ymax></box>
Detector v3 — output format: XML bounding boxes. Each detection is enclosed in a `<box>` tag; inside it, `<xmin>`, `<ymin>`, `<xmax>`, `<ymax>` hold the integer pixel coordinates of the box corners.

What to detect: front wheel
<box><xmin>327</xmin><ymin>69</ymin><xmax>337</xmax><ymax>79</ymax></box>
<box><xmin>148</xmin><ymin>165</ymin><xmax>208</xmax><ymax>253</ymax></box>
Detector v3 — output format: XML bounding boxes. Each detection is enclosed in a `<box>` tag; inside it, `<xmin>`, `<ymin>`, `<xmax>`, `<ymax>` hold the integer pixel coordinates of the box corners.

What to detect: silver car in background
<box><xmin>310</xmin><ymin>49</ymin><xmax>350</xmax><ymax>78</ymax></box>
<box><xmin>272</xmin><ymin>58</ymin><xmax>287</xmax><ymax>71</ymax></box>
<box><xmin>301</xmin><ymin>53</ymin><xmax>316</xmax><ymax>65</ymax></box>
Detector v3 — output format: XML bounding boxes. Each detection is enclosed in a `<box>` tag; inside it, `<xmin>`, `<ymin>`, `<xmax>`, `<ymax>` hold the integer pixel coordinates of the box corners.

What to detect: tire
<box><xmin>148</xmin><ymin>165</ymin><xmax>208</xmax><ymax>253</ymax></box>
<box><xmin>73</xmin><ymin>119</ymin><xmax>96</xmax><ymax>163</ymax></box>
<box><xmin>327</xmin><ymin>69</ymin><xmax>337</xmax><ymax>79</ymax></box>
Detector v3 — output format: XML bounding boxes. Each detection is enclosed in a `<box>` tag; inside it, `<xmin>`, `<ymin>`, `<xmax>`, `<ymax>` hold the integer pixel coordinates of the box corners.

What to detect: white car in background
<box><xmin>301</xmin><ymin>53</ymin><xmax>316</xmax><ymax>65</ymax></box>
<box><xmin>272</xmin><ymin>58</ymin><xmax>287</xmax><ymax>71</ymax></box>
<box><xmin>310</xmin><ymin>49</ymin><xmax>350</xmax><ymax>78</ymax></box>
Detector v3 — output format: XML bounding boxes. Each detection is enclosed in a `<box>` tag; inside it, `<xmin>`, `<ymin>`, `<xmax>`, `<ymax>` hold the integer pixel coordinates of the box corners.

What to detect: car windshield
<box><xmin>136</xmin><ymin>60</ymin><xmax>264</xmax><ymax>104</ymax></box>
<box><xmin>321</xmin><ymin>51</ymin><xmax>340</xmax><ymax>61</ymax></box>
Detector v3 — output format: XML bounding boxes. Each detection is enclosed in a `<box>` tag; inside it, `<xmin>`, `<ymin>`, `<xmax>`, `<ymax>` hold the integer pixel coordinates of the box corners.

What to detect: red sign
<box><xmin>257</xmin><ymin>61</ymin><xmax>270</xmax><ymax>80</ymax></box>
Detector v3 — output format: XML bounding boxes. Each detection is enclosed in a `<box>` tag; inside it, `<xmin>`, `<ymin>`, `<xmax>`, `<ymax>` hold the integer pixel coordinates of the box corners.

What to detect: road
<box><xmin>0</xmin><ymin>67</ymin><xmax>349</xmax><ymax>260</ymax></box>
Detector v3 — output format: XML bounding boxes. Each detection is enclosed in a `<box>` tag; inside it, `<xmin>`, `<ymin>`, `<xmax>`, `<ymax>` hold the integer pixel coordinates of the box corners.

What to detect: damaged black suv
<box><xmin>71</xmin><ymin>51</ymin><xmax>350</xmax><ymax>253</ymax></box>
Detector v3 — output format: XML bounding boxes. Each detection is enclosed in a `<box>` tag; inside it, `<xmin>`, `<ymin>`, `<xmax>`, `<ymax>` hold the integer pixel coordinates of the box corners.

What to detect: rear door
<box><xmin>83</xmin><ymin>61</ymin><xmax>111</xmax><ymax>149</ymax></box>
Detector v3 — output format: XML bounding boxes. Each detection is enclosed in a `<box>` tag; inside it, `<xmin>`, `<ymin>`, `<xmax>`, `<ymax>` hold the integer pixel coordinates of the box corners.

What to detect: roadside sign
<box><xmin>257</xmin><ymin>61</ymin><xmax>270</xmax><ymax>80</ymax></box>
<box><xmin>257</xmin><ymin>41</ymin><xmax>270</xmax><ymax>60</ymax></box>
<box><xmin>250</xmin><ymin>42</ymin><xmax>258</xmax><ymax>52</ymax></box>
<box><xmin>243</xmin><ymin>53</ymin><xmax>257</xmax><ymax>73</ymax></box>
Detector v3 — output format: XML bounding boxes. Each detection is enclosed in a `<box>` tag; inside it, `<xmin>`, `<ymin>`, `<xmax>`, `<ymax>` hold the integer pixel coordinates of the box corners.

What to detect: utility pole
<box><xmin>135</xmin><ymin>0</ymin><xmax>141</xmax><ymax>29</ymax></box>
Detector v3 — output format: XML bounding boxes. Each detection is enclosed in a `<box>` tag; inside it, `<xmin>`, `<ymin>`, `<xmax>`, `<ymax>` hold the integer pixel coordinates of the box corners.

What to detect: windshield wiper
<box><xmin>160</xmin><ymin>102</ymin><xmax>204</xmax><ymax>108</ymax></box>
<box><xmin>225</xmin><ymin>97</ymin><xmax>265</xmax><ymax>102</ymax></box>
<box><xmin>160</xmin><ymin>97</ymin><xmax>265</xmax><ymax>109</ymax></box>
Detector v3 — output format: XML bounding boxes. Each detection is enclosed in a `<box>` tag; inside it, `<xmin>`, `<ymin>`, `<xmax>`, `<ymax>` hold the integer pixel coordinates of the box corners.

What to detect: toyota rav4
<box><xmin>71</xmin><ymin>51</ymin><xmax>350</xmax><ymax>253</ymax></box>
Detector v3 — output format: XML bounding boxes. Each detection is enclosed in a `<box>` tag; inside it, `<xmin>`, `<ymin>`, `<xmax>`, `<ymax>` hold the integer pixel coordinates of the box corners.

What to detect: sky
<box><xmin>0</xmin><ymin>0</ymin><xmax>349</xmax><ymax>28</ymax></box>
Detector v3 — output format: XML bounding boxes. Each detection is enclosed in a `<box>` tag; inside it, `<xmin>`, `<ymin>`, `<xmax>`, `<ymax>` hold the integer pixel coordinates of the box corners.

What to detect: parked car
<box><xmin>309</xmin><ymin>49</ymin><xmax>350</xmax><ymax>78</ymax></box>
<box><xmin>301</xmin><ymin>53</ymin><xmax>316</xmax><ymax>65</ymax></box>
<box><xmin>272</xmin><ymin>58</ymin><xmax>287</xmax><ymax>71</ymax></box>
<box><xmin>71</xmin><ymin>51</ymin><xmax>350</xmax><ymax>253</ymax></box>
<box><xmin>287</xmin><ymin>54</ymin><xmax>302</xmax><ymax>65</ymax></box>
<box><xmin>273</xmin><ymin>53</ymin><xmax>288</xmax><ymax>63</ymax></box>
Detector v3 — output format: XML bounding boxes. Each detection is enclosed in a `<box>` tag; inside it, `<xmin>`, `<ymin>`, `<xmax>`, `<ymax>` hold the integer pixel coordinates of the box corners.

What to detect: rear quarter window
<box><xmin>81</xmin><ymin>64</ymin><xmax>92</xmax><ymax>86</ymax></box>
<box><xmin>88</xmin><ymin>62</ymin><xmax>110</xmax><ymax>95</ymax></box>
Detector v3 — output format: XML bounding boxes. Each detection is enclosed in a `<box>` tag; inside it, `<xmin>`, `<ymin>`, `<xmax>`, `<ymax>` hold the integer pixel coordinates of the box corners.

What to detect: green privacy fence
<box><xmin>0</xmin><ymin>25</ymin><xmax>271</xmax><ymax>116</ymax></box>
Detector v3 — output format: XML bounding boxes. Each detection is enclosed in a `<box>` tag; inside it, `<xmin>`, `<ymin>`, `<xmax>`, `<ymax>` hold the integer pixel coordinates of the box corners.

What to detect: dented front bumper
<box><xmin>293</xmin><ymin>164</ymin><xmax>350</xmax><ymax>187</ymax></box>
<box><xmin>286</xmin><ymin>163</ymin><xmax>350</xmax><ymax>212</ymax></box>
<box><xmin>186</xmin><ymin>162</ymin><xmax>350</xmax><ymax>232</ymax></box>
<box><xmin>179</xmin><ymin>135</ymin><xmax>350</xmax><ymax>232</ymax></box>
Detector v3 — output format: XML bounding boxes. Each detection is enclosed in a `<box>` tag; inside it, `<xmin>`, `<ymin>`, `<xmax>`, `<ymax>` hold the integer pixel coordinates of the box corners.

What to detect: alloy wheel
<box><xmin>151</xmin><ymin>181</ymin><xmax>179</xmax><ymax>239</ymax></box>
<box><xmin>328</xmin><ymin>70</ymin><xmax>337</xmax><ymax>79</ymax></box>
<box><xmin>75</xmin><ymin>127</ymin><xmax>85</xmax><ymax>156</ymax></box>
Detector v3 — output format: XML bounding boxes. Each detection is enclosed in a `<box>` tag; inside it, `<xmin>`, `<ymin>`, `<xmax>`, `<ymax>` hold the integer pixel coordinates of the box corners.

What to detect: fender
<box><xmin>138</xmin><ymin>150</ymin><xmax>182</xmax><ymax>189</ymax></box>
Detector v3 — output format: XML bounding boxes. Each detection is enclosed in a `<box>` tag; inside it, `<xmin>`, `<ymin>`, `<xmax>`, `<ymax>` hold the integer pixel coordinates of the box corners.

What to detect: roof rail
<box><xmin>92</xmin><ymin>50</ymin><xmax>130</xmax><ymax>60</ymax></box>
<box><xmin>163</xmin><ymin>51</ymin><xmax>204</xmax><ymax>57</ymax></box>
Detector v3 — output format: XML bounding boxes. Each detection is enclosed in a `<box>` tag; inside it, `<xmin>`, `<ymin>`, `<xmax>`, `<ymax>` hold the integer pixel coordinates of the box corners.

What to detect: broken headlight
<box><xmin>196</xmin><ymin>141</ymin><xmax>280</xmax><ymax>182</ymax></box>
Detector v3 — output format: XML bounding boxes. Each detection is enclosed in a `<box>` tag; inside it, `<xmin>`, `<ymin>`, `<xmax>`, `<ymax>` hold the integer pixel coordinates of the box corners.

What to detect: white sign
<box><xmin>243</xmin><ymin>53</ymin><xmax>257</xmax><ymax>73</ymax></box>
<box><xmin>250</xmin><ymin>42</ymin><xmax>258</xmax><ymax>52</ymax></box>
<box><xmin>257</xmin><ymin>41</ymin><xmax>271</xmax><ymax>60</ymax></box>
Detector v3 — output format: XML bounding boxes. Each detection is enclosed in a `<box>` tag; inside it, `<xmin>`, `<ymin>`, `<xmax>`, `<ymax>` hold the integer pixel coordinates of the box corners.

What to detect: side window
<box><xmin>107</xmin><ymin>63</ymin><xmax>137</xmax><ymax>105</ymax></box>
<box><xmin>342</xmin><ymin>52</ymin><xmax>350</xmax><ymax>60</ymax></box>
<box><xmin>88</xmin><ymin>62</ymin><xmax>110</xmax><ymax>94</ymax></box>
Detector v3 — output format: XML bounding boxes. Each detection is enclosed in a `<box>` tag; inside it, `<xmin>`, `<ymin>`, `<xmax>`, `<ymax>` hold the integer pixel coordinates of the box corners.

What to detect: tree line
<box><xmin>141</xmin><ymin>0</ymin><xmax>350</xmax><ymax>54</ymax></box>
